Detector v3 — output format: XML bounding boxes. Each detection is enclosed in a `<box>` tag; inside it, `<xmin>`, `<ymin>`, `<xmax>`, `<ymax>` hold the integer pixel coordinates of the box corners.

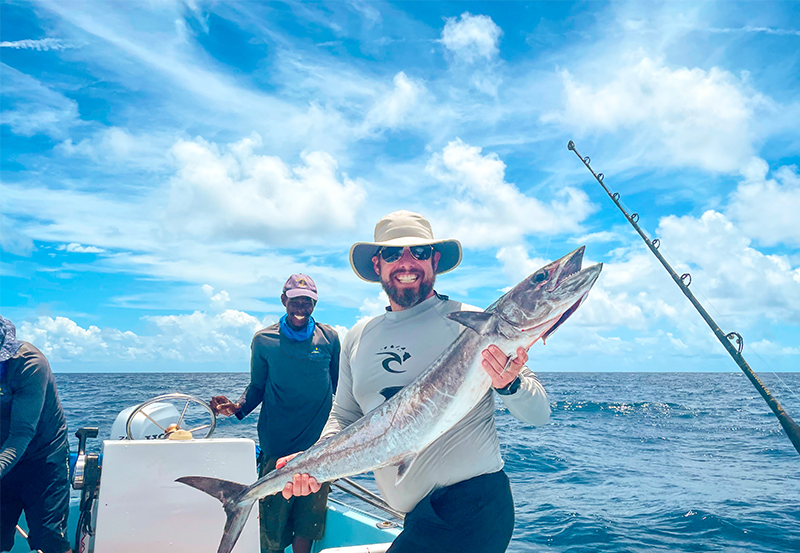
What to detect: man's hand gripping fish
<box><xmin>177</xmin><ymin>247</ymin><xmax>602</xmax><ymax>553</ymax></box>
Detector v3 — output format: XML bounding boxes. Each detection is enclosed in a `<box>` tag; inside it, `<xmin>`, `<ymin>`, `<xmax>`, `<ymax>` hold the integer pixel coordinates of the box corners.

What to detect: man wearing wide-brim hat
<box><xmin>280</xmin><ymin>211</ymin><xmax>550</xmax><ymax>553</ymax></box>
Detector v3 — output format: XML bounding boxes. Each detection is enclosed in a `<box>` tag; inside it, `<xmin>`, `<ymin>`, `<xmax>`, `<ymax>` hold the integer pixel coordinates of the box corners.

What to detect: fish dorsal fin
<box><xmin>395</xmin><ymin>453</ymin><xmax>420</xmax><ymax>485</ymax></box>
<box><xmin>446</xmin><ymin>310</ymin><xmax>494</xmax><ymax>334</ymax></box>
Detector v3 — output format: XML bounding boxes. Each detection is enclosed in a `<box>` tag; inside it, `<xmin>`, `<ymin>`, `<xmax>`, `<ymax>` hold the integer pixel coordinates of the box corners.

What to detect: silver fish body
<box><xmin>177</xmin><ymin>246</ymin><xmax>602</xmax><ymax>553</ymax></box>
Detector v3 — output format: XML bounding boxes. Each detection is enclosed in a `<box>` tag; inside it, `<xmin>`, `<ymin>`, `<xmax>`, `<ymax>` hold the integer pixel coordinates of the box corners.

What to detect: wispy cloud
<box><xmin>0</xmin><ymin>64</ymin><xmax>80</xmax><ymax>138</ymax></box>
<box><xmin>363</xmin><ymin>72</ymin><xmax>428</xmax><ymax>132</ymax></box>
<box><xmin>707</xmin><ymin>26</ymin><xmax>800</xmax><ymax>37</ymax></box>
<box><xmin>0</xmin><ymin>38</ymin><xmax>79</xmax><ymax>51</ymax></box>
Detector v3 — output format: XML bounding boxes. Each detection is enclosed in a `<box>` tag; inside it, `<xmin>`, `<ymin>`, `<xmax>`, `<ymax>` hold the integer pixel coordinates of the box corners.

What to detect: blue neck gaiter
<box><xmin>279</xmin><ymin>315</ymin><xmax>315</xmax><ymax>342</ymax></box>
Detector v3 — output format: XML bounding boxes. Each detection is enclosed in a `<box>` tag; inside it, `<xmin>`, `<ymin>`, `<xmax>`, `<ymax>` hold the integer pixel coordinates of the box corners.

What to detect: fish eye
<box><xmin>532</xmin><ymin>270</ymin><xmax>548</xmax><ymax>284</ymax></box>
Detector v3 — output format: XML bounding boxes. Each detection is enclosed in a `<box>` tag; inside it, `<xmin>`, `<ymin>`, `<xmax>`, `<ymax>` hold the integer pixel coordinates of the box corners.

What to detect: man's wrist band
<box><xmin>495</xmin><ymin>375</ymin><xmax>521</xmax><ymax>396</ymax></box>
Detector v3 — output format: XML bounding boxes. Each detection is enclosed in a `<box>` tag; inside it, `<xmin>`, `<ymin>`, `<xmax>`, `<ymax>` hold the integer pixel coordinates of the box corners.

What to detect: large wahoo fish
<box><xmin>178</xmin><ymin>247</ymin><xmax>602</xmax><ymax>553</ymax></box>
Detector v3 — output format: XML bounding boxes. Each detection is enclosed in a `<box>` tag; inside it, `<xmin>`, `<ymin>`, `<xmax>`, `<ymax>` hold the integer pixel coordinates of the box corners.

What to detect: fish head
<box><xmin>494</xmin><ymin>246</ymin><xmax>602</xmax><ymax>345</ymax></box>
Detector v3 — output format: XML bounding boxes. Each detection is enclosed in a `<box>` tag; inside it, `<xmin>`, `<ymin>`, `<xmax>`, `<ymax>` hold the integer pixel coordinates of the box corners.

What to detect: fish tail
<box><xmin>218</xmin><ymin>498</ymin><xmax>256</xmax><ymax>553</ymax></box>
<box><xmin>176</xmin><ymin>476</ymin><xmax>256</xmax><ymax>553</ymax></box>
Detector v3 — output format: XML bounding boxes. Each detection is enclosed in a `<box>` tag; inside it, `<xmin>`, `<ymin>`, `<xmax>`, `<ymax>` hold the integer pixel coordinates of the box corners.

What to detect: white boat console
<box><xmin>89</xmin><ymin>393</ymin><xmax>259</xmax><ymax>552</ymax></box>
<box><xmin>92</xmin><ymin>437</ymin><xmax>259</xmax><ymax>552</ymax></box>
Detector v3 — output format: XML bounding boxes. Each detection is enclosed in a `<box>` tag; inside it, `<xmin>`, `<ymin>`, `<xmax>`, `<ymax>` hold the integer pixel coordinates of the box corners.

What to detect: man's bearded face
<box><xmin>374</xmin><ymin>247</ymin><xmax>440</xmax><ymax>309</ymax></box>
<box><xmin>380</xmin><ymin>265</ymin><xmax>436</xmax><ymax>309</ymax></box>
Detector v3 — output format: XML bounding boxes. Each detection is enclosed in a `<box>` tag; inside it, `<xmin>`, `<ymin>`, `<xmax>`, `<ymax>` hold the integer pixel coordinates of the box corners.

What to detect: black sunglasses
<box><xmin>378</xmin><ymin>245</ymin><xmax>434</xmax><ymax>263</ymax></box>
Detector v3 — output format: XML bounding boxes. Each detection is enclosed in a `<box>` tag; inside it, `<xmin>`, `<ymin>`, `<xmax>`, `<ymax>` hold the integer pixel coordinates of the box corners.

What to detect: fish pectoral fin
<box><xmin>446</xmin><ymin>310</ymin><xmax>494</xmax><ymax>334</ymax></box>
<box><xmin>395</xmin><ymin>454</ymin><xmax>420</xmax><ymax>485</ymax></box>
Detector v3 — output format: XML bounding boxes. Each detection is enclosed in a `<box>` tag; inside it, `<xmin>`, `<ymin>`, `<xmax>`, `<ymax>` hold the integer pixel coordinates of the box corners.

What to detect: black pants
<box><xmin>0</xmin><ymin>447</ymin><xmax>71</xmax><ymax>553</ymax></box>
<box><xmin>387</xmin><ymin>470</ymin><xmax>515</xmax><ymax>553</ymax></box>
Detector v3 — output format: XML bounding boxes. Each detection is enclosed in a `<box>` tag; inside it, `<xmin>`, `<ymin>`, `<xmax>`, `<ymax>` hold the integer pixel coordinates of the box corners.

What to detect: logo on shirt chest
<box><xmin>376</xmin><ymin>345</ymin><xmax>411</xmax><ymax>374</ymax></box>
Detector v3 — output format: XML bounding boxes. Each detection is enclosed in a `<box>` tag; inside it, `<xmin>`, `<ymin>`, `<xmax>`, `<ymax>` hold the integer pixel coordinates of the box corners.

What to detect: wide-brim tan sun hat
<box><xmin>350</xmin><ymin>210</ymin><xmax>462</xmax><ymax>283</ymax></box>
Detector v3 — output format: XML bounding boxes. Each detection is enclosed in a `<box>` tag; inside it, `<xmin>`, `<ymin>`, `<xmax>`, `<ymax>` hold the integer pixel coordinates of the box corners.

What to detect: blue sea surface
<box><xmin>56</xmin><ymin>372</ymin><xmax>800</xmax><ymax>552</ymax></box>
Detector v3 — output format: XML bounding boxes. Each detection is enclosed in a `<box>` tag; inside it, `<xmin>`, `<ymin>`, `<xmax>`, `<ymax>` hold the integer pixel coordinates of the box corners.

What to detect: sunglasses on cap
<box><xmin>377</xmin><ymin>245</ymin><xmax>434</xmax><ymax>263</ymax></box>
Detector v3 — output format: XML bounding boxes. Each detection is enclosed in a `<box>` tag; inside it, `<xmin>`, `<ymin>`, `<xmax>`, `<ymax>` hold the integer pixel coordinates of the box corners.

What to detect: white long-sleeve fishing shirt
<box><xmin>320</xmin><ymin>293</ymin><xmax>550</xmax><ymax>513</ymax></box>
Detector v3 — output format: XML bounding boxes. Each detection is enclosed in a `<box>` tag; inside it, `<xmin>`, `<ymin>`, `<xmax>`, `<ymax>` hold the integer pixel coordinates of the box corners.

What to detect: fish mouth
<box><xmin>540</xmin><ymin>293</ymin><xmax>586</xmax><ymax>342</ymax></box>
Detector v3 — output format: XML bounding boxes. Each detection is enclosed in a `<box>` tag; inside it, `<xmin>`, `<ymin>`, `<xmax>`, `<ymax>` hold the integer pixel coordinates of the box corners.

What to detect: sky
<box><xmin>1</xmin><ymin>0</ymin><xmax>799</xmax><ymax>377</ymax></box>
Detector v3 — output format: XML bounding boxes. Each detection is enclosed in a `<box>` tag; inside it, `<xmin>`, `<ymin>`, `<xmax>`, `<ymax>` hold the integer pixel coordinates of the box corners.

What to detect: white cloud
<box><xmin>18</xmin><ymin>309</ymin><xmax>267</xmax><ymax>365</ymax></box>
<box><xmin>358</xmin><ymin>291</ymin><xmax>389</xmax><ymax>319</ymax></box>
<box><xmin>1</xmin><ymin>183</ymin><xmax>156</xmax><ymax>252</ymax></box>
<box><xmin>0</xmin><ymin>64</ymin><xmax>79</xmax><ymax>138</ymax></box>
<box><xmin>577</xmin><ymin>210</ymin><xmax>800</xmax><ymax>339</ymax></box>
<box><xmin>332</xmin><ymin>324</ymin><xmax>350</xmax><ymax>342</ymax></box>
<box><xmin>144</xmin><ymin>309</ymin><xmax>264</xmax><ymax>361</ymax></box>
<box><xmin>654</xmin><ymin>210</ymin><xmax>800</xmax><ymax>323</ymax></box>
<box><xmin>364</xmin><ymin>72</ymin><xmax>427</xmax><ymax>131</ymax></box>
<box><xmin>748</xmin><ymin>339</ymin><xmax>800</xmax><ymax>355</ymax></box>
<box><xmin>58</xmin><ymin>243</ymin><xmax>105</xmax><ymax>253</ymax></box>
<box><xmin>0</xmin><ymin>38</ymin><xmax>78</xmax><ymax>51</ymax></box>
<box><xmin>0</xmin><ymin>215</ymin><xmax>35</xmax><ymax>256</ymax></box>
<box><xmin>350</xmin><ymin>0</ymin><xmax>382</xmax><ymax>27</ymax></box>
<box><xmin>165</xmin><ymin>134</ymin><xmax>366</xmax><ymax>243</ymax></box>
<box><xmin>707</xmin><ymin>26</ymin><xmax>800</xmax><ymax>38</ymax></box>
<box><xmin>728</xmin><ymin>161</ymin><xmax>800</xmax><ymax>247</ymax></box>
<box><xmin>19</xmin><ymin>316</ymin><xmax>137</xmax><ymax>361</ymax></box>
<box><xmin>570</xmin><ymin>230</ymin><xmax>622</xmax><ymax>245</ymax></box>
<box><xmin>56</xmin><ymin>127</ymin><xmax>172</xmax><ymax>170</ymax></box>
<box><xmin>202</xmin><ymin>284</ymin><xmax>231</xmax><ymax>311</ymax></box>
<box><xmin>440</xmin><ymin>12</ymin><xmax>502</xmax><ymax>63</ymax></box>
<box><xmin>426</xmin><ymin>139</ymin><xmax>595</xmax><ymax>247</ymax></box>
<box><xmin>544</xmin><ymin>57</ymin><xmax>767</xmax><ymax>173</ymax></box>
<box><xmin>495</xmin><ymin>245</ymin><xmax>550</xmax><ymax>284</ymax></box>
<box><xmin>469</xmin><ymin>70</ymin><xmax>502</xmax><ymax>98</ymax></box>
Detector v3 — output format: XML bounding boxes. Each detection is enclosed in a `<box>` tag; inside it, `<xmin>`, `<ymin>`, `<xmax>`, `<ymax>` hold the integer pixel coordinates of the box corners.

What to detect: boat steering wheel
<box><xmin>126</xmin><ymin>393</ymin><xmax>217</xmax><ymax>440</ymax></box>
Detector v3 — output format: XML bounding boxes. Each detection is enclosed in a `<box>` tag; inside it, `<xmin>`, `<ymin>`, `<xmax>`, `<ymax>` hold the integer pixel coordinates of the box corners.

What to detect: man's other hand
<box><xmin>276</xmin><ymin>452</ymin><xmax>321</xmax><ymax>499</ymax></box>
<box><xmin>209</xmin><ymin>396</ymin><xmax>239</xmax><ymax>416</ymax></box>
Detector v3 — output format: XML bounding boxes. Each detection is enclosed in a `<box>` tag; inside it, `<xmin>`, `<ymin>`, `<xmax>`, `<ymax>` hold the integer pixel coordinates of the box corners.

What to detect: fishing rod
<box><xmin>568</xmin><ymin>140</ymin><xmax>800</xmax><ymax>456</ymax></box>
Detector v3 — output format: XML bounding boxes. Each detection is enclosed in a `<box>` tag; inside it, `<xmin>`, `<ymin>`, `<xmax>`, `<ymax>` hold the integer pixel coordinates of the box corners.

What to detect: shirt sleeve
<box><xmin>0</xmin><ymin>354</ymin><xmax>48</xmax><ymax>477</ymax></box>
<box><xmin>497</xmin><ymin>366</ymin><xmax>551</xmax><ymax>426</ymax></box>
<box><xmin>236</xmin><ymin>334</ymin><xmax>268</xmax><ymax>419</ymax></box>
<box><xmin>319</xmin><ymin>326</ymin><xmax>363</xmax><ymax>441</ymax></box>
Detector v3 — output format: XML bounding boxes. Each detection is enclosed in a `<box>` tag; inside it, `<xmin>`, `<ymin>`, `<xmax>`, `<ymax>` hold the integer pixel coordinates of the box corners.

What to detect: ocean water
<box><xmin>55</xmin><ymin>372</ymin><xmax>800</xmax><ymax>552</ymax></box>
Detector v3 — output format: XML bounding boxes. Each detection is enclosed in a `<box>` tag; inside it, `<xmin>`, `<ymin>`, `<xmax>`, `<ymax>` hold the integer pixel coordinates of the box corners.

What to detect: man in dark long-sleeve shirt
<box><xmin>210</xmin><ymin>274</ymin><xmax>339</xmax><ymax>553</ymax></box>
<box><xmin>0</xmin><ymin>316</ymin><xmax>72</xmax><ymax>553</ymax></box>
